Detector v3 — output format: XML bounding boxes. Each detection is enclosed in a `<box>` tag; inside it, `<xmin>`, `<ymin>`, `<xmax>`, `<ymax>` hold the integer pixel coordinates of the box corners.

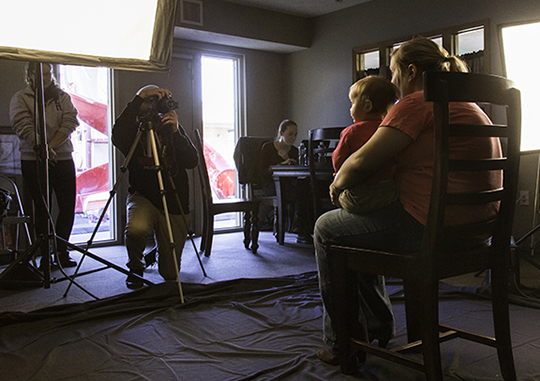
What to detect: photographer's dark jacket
<box><xmin>112</xmin><ymin>95</ymin><xmax>199</xmax><ymax>214</ymax></box>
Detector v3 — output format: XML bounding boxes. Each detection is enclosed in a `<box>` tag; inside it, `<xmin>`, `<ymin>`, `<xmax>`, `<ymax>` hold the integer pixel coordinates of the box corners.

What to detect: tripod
<box><xmin>63</xmin><ymin>106</ymin><xmax>206</xmax><ymax>303</ymax></box>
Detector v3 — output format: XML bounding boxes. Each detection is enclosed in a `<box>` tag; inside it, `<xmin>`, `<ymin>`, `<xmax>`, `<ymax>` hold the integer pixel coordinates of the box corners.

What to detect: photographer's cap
<box><xmin>137</xmin><ymin>84</ymin><xmax>159</xmax><ymax>96</ymax></box>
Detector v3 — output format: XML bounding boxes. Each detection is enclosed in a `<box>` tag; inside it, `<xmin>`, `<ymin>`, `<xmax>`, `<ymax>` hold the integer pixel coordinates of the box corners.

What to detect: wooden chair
<box><xmin>329</xmin><ymin>71</ymin><xmax>520</xmax><ymax>380</ymax></box>
<box><xmin>193</xmin><ymin>129</ymin><xmax>260</xmax><ymax>257</ymax></box>
<box><xmin>233</xmin><ymin>136</ymin><xmax>283</xmax><ymax>241</ymax></box>
<box><xmin>308</xmin><ymin>127</ymin><xmax>344</xmax><ymax>222</ymax></box>
<box><xmin>0</xmin><ymin>174</ymin><xmax>32</xmax><ymax>255</ymax></box>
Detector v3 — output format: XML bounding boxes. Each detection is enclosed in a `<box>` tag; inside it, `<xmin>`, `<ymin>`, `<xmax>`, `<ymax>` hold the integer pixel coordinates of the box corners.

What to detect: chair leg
<box><xmin>491</xmin><ymin>263</ymin><xmax>517</xmax><ymax>381</ymax></box>
<box><xmin>403</xmin><ymin>280</ymin><xmax>422</xmax><ymax>343</ymax></box>
<box><xmin>243</xmin><ymin>211</ymin><xmax>252</xmax><ymax>250</ymax></box>
<box><xmin>251</xmin><ymin>208</ymin><xmax>259</xmax><ymax>254</ymax></box>
<box><xmin>204</xmin><ymin>213</ymin><xmax>214</xmax><ymax>257</ymax></box>
<box><xmin>332</xmin><ymin>253</ymin><xmax>359</xmax><ymax>374</ymax></box>
<box><xmin>200</xmin><ymin>208</ymin><xmax>209</xmax><ymax>256</ymax></box>
<box><xmin>420</xmin><ymin>278</ymin><xmax>444</xmax><ymax>381</ymax></box>
<box><xmin>273</xmin><ymin>206</ymin><xmax>279</xmax><ymax>242</ymax></box>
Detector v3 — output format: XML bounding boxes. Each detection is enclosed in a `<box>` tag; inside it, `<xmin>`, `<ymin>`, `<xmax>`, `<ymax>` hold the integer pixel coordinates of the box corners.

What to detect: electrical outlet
<box><xmin>520</xmin><ymin>190</ymin><xmax>530</xmax><ymax>206</ymax></box>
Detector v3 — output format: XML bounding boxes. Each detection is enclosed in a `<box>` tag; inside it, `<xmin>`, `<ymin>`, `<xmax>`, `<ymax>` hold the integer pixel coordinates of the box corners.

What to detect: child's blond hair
<box><xmin>349</xmin><ymin>76</ymin><xmax>399</xmax><ymax>117</ymax></box>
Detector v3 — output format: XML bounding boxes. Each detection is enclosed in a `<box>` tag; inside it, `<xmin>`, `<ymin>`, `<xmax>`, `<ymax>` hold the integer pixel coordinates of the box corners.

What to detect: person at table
<box><xmin>314</xmin><ymin>37</ymin><xmax>502</xmax><ymax>365</ymax></box>
<box><xmin>257</xmin><ymin>119</ymin><xmax>299</xmax><ymax>196</ymax></box>
<box><xmin>257</xmin><ymin>119</ymin><xmax>311</xmax><ymax>242</ymax></box>
<box><xmin>332</xmin><ymin>75</ymin><xmax>399</xmax><ymax>214</ymax></box>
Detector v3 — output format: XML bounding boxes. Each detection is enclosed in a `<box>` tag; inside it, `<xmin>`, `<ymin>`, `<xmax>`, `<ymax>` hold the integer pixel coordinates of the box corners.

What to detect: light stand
<box><xmin>511</xmin><ymin>150</ymin><xmax>540</xmax><ymax>295</ymax></box>
<box><xmin>0</xmin><ymin>63</ymin><xmax>75</xmax><ymax>289</ymax></box>
<box><xmin>34</xmin><ymin>62</ymin><xmax>52</xmax><ymax>287</ymax></box>
<box><xmin>0</xmin><ymin>63</ymin><xmax>93</xmax><ymax>291</ymax></box>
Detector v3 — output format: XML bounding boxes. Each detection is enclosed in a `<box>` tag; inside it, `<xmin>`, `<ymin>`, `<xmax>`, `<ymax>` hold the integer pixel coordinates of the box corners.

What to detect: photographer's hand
<box><xmin>161</xmin><ymin>110</ymin><xmax>178</xmax><ymax>131</ymax></box>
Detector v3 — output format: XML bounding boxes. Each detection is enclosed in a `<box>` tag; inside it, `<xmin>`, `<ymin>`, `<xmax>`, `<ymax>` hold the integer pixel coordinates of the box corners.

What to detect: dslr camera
<box><xmin>152</xmin><ymin>96</ymin><xmax>179</xmax><ymax>114</ymax></box>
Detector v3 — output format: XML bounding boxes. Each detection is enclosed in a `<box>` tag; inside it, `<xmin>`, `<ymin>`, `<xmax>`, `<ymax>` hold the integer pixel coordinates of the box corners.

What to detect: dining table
<box><xmin>270</xmin><ymin>162</ymin><xmax>334</xmax><ymax>245</ymax></box>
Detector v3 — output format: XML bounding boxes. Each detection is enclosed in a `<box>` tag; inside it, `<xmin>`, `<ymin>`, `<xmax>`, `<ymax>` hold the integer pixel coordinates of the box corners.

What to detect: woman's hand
<box><xmin>281</xmin><ymin>158</ymin><xmax>297</xmax><ymax>165</ymax></box>
<box><xmin>329</xmin><ymin>182</ymin><xmax>343</xmax><ymax>207</ymax></box>
<box><xmin>48</xmin><ymin>147</ymin><xmax>57</xmax><ymax>166</ymax></box>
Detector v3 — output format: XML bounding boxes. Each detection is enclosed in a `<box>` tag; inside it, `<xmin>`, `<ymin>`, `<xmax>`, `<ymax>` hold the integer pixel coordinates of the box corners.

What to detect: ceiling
<box><xmin>222</xmin><ymin>0</ymin><xmax>373</xmax><ymax>18</ymax></box>
<box><xmin>175</xmin><ymin>0</ymin><xmax>373</xmax><ymax>52</ymax></box>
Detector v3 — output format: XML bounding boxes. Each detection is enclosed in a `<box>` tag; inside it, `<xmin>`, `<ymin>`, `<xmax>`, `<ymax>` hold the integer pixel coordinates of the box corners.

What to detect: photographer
<box><xmin>112</xmin><ymin>85</ymin><xmax>199</xmax><ymax>289</ymax></box>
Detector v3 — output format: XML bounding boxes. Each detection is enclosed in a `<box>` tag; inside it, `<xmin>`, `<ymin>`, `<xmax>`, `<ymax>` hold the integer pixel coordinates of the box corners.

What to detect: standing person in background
<box><xmin>331</xmin><ymin>75</ymin><xmax>399</xmax><ymax>214</ymax></box>
<box><xmin>9</xmin><ymin>62</ymin><xmax>79</xmax><ymax>268</ymax></box>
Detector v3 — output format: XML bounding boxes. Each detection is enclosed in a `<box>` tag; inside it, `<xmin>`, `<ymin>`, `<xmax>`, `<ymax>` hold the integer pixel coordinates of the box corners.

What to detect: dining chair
<box><xmin>193</xmin><ymin>129</ymin><xmax>260</xmax><ymax>257</ymax></box>
<box><xmin>233</xmin><ymin>136</ymin><xmax>282</xmax><ymax>240</ymax></box>
<box><xmin>0</xmin><ymin>174</ymin><xmax>32</xmax><ymax>256</ymax></box>
<box><xmin>307</xmin><ymin>127</ymin><xmax>345</xmax><ymax>222</ymax></box>
<box><xmin>329</xmin><ymin>71</ymin><xmax>520</xmax><ymax>380</ymax></box>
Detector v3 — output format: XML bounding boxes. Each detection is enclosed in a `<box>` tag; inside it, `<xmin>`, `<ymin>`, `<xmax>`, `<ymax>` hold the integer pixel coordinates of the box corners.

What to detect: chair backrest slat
<box><xmin>448</xmin><ymin>158</ymin><xmax>506</xmax><ymax>172</ymax></box>
<box><xmin>193</xmin><ymin>129</ymin><xmax>213</xmax><ymax>206</ymax></box>
<box><xmin>422</xmin><ymin>71</ymin><xmax>521</xmax><ymax>268</ymax></box>
<box><xmin>446</xmin><ymin>188</ymin><xmax>504</xmax><ymax>206</ymax></box>
<box><xmin>449</xmin><ymin>124</ymin><xmax>509</xmax><ymax>138</ymax></box>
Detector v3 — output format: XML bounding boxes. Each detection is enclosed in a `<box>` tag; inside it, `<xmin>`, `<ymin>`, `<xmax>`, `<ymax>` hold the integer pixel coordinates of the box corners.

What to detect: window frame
<box><xmin>352</xmin><ymin>20</ymin><xmax>490</xmax><ymax>82</ymax></box>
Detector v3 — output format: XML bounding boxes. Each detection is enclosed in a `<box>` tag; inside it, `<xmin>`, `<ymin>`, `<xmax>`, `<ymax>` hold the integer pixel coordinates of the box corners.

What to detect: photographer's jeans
<box><xmin>125</xmin><ymin>191</ymin><xmax>190</xmax><ymax>280</ymax></box>
<box><xmin>314</xmin><ymin>201</ymin><xmax>425</xmax><ymax>348</ymax></box>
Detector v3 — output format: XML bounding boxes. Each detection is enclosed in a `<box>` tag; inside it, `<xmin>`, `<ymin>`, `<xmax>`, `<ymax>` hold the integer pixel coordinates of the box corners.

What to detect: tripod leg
<box><xmin>162</xmin><ymin>157</ymin><xmax>207</xmax><ymax>276</ymax></box>
<box><xmin>63</xmin><ymin>128</ymin><xmax>147</xmax><ymax>298</ymax></box>
<box><xmin>0</xmin><ymin>235</ymin><xmax>44</xmax><ymax>285</ymax></box>
<box><xmin>147</xmin><ymin>127</ymin><xmax>185</xmax><ymax>303</ymax></box>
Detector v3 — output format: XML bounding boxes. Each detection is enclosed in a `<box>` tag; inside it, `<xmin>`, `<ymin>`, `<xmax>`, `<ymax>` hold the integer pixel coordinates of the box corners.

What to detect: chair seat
<box><xmin>331</xmin><ymin>243</ymin><xmax>492</xmax><ymax>280</ymax></box>
<box><xmin>210</xmin><ymin>198</ymin><xmax>259</xmax><ymax>213</ymax></box>
<box><xmin>1</xmin><ymin>216</ymin><xmax>31</xmax><ymax>225</ymax></box>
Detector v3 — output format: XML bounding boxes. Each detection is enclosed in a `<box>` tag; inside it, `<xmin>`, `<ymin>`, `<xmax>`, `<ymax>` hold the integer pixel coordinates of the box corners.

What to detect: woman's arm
<box><xmin>332</xmin><ymin>126</ymin><xmax>412</xmax><ymax>190</ymax></box>
<box><xmin>9</xmin><ymin>92</ymin><xmax>36</xmax><ymax>145</ymax></box>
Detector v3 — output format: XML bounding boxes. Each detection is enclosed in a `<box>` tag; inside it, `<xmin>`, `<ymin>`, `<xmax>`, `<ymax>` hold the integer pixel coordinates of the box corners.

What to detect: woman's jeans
<box><xmin>21</xmin><ymin>159</ymin><xmax>76</xmax><ymax>255</ymax></box>
<box><xmin>314</xmin><ymin>201</ymin><xmax>425</xmax><ymax>348</ymax></box>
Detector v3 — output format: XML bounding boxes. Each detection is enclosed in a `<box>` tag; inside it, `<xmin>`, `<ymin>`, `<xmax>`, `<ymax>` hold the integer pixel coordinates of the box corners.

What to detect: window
<box><xmin>500</xmin><ymin>20</ymin><xmax>540</xmax><ymax>152</ymax></box>
<box><xmin>353</xmin><ymin>21</ymin><xmax>488</xmax><ymax>82</ymax></box>
<box><xmin>56</xmin><ymin>65</ymin><xmax>116</xmax><ymax>244</ymax></box>
<box><xmin>201</xmin><ymin>54</ymin><xmax>245</xmax><ymax>229</ymax></box>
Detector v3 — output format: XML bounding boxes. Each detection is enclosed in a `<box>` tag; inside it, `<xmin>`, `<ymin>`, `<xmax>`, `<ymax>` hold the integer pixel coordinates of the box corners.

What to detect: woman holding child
<box><xmin>315</xmin><ymin>37</ymin><xmax>502</xmax><ymax>365</ymax></box>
